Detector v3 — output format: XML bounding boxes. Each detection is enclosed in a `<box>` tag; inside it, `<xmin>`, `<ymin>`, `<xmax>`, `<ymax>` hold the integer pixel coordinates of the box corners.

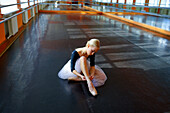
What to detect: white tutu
<box><xmin>58</xmin><ymin>58</ymin><xmax>107</xmax><ymax>87</ymax></box>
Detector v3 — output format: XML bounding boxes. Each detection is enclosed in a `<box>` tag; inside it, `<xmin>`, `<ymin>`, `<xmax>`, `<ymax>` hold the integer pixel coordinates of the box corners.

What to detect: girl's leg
<box><xmin>68</xmin><ymin>76</ymin><xmax>86</xmax><ymax>81</ymax></box>
<box><xmin>80</xmin><ymin>56</ymin><xmax>97</xmax><ymax>96</ymax></box>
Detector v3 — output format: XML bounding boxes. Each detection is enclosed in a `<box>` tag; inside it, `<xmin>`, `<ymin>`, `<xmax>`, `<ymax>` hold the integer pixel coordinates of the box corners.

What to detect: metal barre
<box><xmin>0</xmin><ymin>1</ymin><xmax>37</xmax><ymax>8</ymax></box>
<box><xmin>0</xmin><ymin>5</ymin><xmax>36</xmax><ymax>24</ymax></box>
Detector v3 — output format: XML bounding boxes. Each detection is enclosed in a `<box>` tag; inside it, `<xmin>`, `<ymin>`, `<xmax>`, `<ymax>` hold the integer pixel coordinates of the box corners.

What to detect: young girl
<box><xmin>58</xmin><ymin>39</ymin><xmax>107</xmax><ymax>96</ymax></box>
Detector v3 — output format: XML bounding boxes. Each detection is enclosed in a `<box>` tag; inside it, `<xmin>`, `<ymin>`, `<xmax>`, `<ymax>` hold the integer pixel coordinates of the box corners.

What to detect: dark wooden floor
<box><xmin>0</xmin><ymin>13</ymin><xmax>170</xmax><ymax>113</ymax></box>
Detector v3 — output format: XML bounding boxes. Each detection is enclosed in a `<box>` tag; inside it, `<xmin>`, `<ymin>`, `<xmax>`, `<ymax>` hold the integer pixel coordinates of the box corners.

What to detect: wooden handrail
<box><xmin>83</xmin><ymin>6</ymin><xmax>170</xmax><ymax>38</ymax></box>
<box><xmin>0</xmin><ymin>5</ymin><xmax>36</xmax><ymax>24</ymax></box>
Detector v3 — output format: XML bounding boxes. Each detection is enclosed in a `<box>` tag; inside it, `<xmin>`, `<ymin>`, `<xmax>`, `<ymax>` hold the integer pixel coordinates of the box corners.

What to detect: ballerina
<box><xmin>58</xmin><ymin>39</ymin><xmax>107</xmax><ymax>96</ymax></box>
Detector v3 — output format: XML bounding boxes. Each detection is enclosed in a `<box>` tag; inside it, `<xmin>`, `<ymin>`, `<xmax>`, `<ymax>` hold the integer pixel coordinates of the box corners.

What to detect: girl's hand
<box><xmin>89</xmin><ymin>75</ymin><xmax>94</xmax><ymax>80</ymax></box>
<box><xmin>80</xmin><ymin>75</ymin><xmax>86</xmax><ymax>81</ymax></box>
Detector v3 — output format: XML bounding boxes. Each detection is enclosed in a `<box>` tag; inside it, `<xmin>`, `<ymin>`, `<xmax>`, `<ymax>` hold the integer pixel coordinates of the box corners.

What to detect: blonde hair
<box><xmin>86</xmin><ymin>39</ymin><xmax>100</xmax><ymax>48</ymax></box>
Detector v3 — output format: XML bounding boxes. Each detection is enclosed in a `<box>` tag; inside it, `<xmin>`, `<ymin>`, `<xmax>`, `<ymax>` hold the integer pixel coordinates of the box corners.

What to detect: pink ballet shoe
<box><xmin>88</xmin><ymin>83</ymin><xmax>98</xmax><ymax>96</ymax></box>
<box><xmin>89</xmin><ymin>88</ymin><xmax>98</xmax><ymax>96</ymax></box>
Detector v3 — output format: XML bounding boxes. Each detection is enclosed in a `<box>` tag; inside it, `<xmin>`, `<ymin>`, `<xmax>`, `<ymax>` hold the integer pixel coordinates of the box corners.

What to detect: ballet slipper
<box><xmin>90</xmin><ymin>88</ymin><xmax>97</xmax><ymax>96</ymax></box>
<box><xmin>88</xmin><ymin>82</ymin><xmax>98</xmax><ymax>96</ymax></box>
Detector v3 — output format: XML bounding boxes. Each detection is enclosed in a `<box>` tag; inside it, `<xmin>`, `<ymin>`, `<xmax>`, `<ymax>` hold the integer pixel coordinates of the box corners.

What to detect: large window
<box><xmin>102</xmin><ymin>0</ymin><xmax>110</xmax><ymax>3</ymax></box>
<box><xmin>37</xmin><ymin>0</ymin><xmax>46</xmax><ymax>3</ymax></box>
<box><xmin>119</xmin><ymin>0</ymin><xmax>125</xmax><ymax>4</ymax></box>
<box><xmin>35</xmin><ymin>0</ymin><xmax>38</xmax><ymax>4</ymax></box>
<box><xmin>30</xmin><ymin>1</ymin><xmax>34</xmax><ymax>6</ymax></box>
<box><xmin>0</xmin><ymin>0</ymin><xmax>18</xmax><ymax>14</ymax></box>
<box><xmin>112</xmin><ymin>0</ymin><xmax>117</xmax><ymax>3</ymax></box>
<box><xmin>136</xmin><ymin>0</ymin><xmax>145</xmax><ymax>5</ymax></box>
<box><xmin>149</xmin><ymin>0</ymin><xmax>160</xmax><ymax>6</ymax></box>
<box><xmin>126</xmin><ymin>0</ymin><xmax>133</xmax><ymax>5</ymax></box>
<box><xmin>0</xmin><ymin>0</ymin><xmax>17</xmax><ymax>5</ymax></box>
<box><xmin>160</xmin><ymin>0</ymin><xmax>170</xmax><ymax>7</ymax></box>
<box><xmin>21</xmin><ymin>0</ymin><xmax>28</xmax><ymax>8</ymax></box>
<box><xmin>96</xmin><ymin>0</ymin><xmax>102</xmax><ymax>2</ymax></box>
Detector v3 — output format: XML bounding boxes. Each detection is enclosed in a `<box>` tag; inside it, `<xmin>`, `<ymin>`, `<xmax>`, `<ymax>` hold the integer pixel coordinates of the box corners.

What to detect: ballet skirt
<box><xmin>58</xmin><ymin>58</ymin><xmax>107</xmax><ymax>87</ymax></box>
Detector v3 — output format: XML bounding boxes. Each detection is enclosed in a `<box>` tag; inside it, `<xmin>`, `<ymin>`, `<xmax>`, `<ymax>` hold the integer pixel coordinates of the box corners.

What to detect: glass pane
<box><xmin>20</xmin><ymin>0</ymin><xmax>28</xmax><ymax>2</ymax></box>
<box><xmin>160</xmin><ymin>0</ymin><xmax>170</xmax><ymax>7</ymax></box>
<box><xmin>149</xmin><ymin>0</ymin><xmax>160</xmax><ymax>6</ymax></box>
<box><xmin>0</xmin><ymin>0</ymin><xmax>18</xmax><ymax>14</ymax></box>
<box><xmin>112</xmin><ymin>0</ymin><xmax>117</xmax><ymax>3</ymax></box>
<box><xmin>38</xmin><ymin>0</ymin><xmax>42</xmax><ymax>3</ymax></box>
<box><xmin>35</xmin><ymin>0</ymin><xmax>38</xmax><ymax>4</ymax></box>
<box><xmin>21</xmin><ymin>3</ymin><xmax>28</xmax><ymax>8</ymax></box>
<box><xmin>0</xmin><ymin>0</ymin><xmax>17</xmax><ymax>5</ymax></box>
<box><xmin>126</xmin><ymin>0</ymin><xmax>133</xmax><ymax>5</ymax></box>
<box><xmin>43</xmin><ymin>4</ymin><xmax>89</xmax><ymax>11</ymax></box>
<box><xmin>119</xmin><ymin>0</ymin><xmax>125</xmax><ymax>4</ymax></box>
<box><xmin>136</xmin><ymin>0</ymin><xmax>145</xmax><ymax>5</ymax></box>
<box><xmin>1</xmin><ymin>5</ymin><xmax>18</xmax><ymax>14</ymax></box>
<box><xmin>102</xmin><ymin>0</ymin><xmax>110</xmax><ymax>3</ymax></box>
<box><xmin>30</xmin><ymin>1</ymin><xmax>34</xmax><ymax>6</ymax></box>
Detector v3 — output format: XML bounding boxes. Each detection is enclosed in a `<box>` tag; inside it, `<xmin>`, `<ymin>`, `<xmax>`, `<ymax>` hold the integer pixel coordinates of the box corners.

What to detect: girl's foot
<box><xmin>88</xmin><ymin>82</ymin><xmax>97</xmax><ymax>96</ymax></box>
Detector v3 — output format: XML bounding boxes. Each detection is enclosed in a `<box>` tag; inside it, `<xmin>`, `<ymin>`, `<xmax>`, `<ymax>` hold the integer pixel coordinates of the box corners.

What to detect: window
<box><xmin>21</xmin><ymin>0</ymin><xmax>28</xmax><ymax>8</ymax></box>
<box><xmin>0</xmin><ymin>0</ymin><xmax>17</xmax><ymax>5</ymax></box>
<box><xmin>30</xmin><ymin>1</ymin><xmax>34</xmax><ymax>6</ymax></box>
<box><xmin>112</xmin><ymin>0</ymin><xmax>117</xmax><ymax>3</ymax></box>
<box><xmin>136</xmin><ymin>0</ymin><xmax>145</xmax><ymax>5</ymax></box>
<box><xmin>37</xmin><ymin>0</ymin><xmax>42</xmax><ymax>3</ymax></box>
<box><xmin>119</xmin><ymin>0</ymin><xmax>125</xmax><ymax>4</ymax></box>
<box><xmin>20</xmin><ymin>0</ymin><xmax>28</xmax><ymax>2</ymax></box>
<box><xmin>35</xmin><ymin>0</ymin><xmax>38</xmax><ymax>4</ymax></box>
<box><xmin>102</xmin><ymin>0</ymin><xmax>110</xmax><ymax>3</ymax></box>
<box><xmin>0</xmin><ymin>0</ymin><xmax>18</xmax><ymax>14</ymax></box>
<box><xmin>126</xmin><ymin>0</ymin><xmax>133</xmax><ymax>5</ymax></box>
<box><xmin>160</xmin><ymin>0</ymin><xmax>170</xmax><ymax>7</ymax></box>
<box><xmin>149</xmin><ymin>0</ymin><xmax>160</xmax><ymax>6</ymax></box>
